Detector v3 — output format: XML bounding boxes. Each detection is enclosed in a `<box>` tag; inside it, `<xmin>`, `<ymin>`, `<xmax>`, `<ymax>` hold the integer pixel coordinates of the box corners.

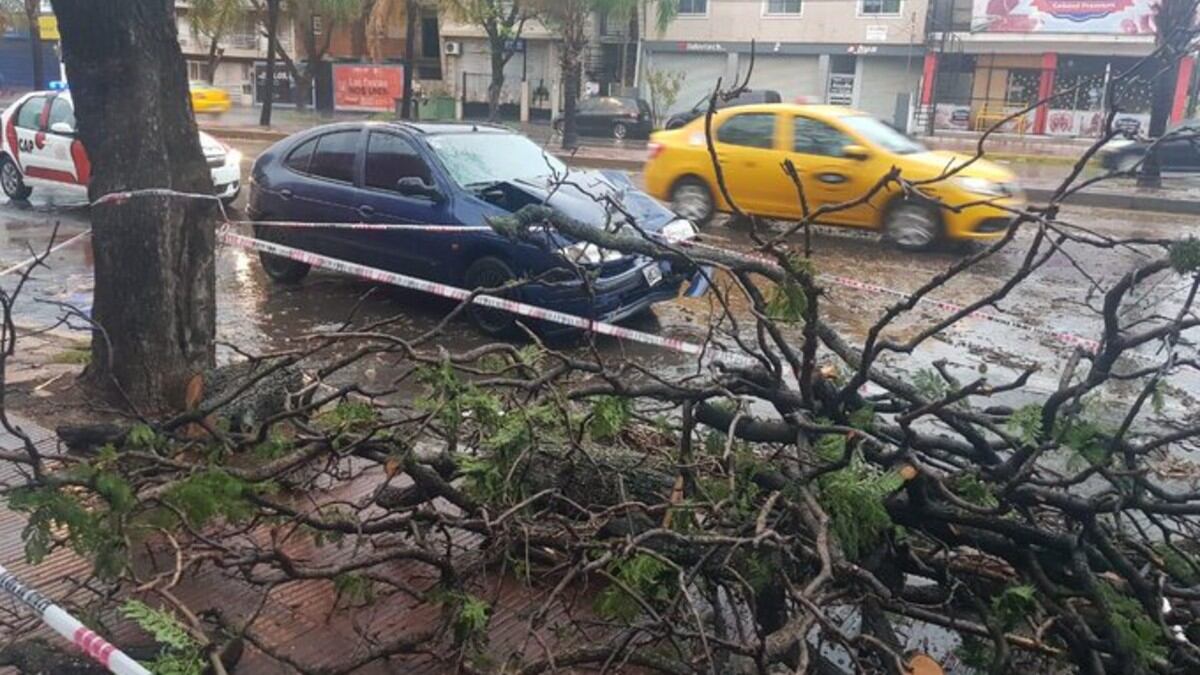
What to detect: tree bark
<box><xmin>487</xmin><ymin>40</ymin><xmax>505</xmax><ymax>122</ymax></box>
<box><xmin>400</xmin><ymin>0</ymin><xmax>417</xmax><ymax>120</ymax></box>
<box><xmin>260</xmin><ymin>0</ymin><xmax>281</xmax><ymax>127</ymax></box>
<box><xmin>1138</xmin><ymin>0</ymin><xmax>1189</xmax><ymax>188</ymax></box>
<box><xmin>51</xmin><ymin>0</ymin><xmax>216</xmax><ymax>411</ymax></box>
<box><xmin>561</xmin><ymin>48</ymin><xmax>581</xmax><ymax>150</ymax></box>
<box><xmin>24</xmin><ymin>0</ymin><xmax>44</xmax><ymax>89</ymax></box>
<box><xmin>205</xmin><ymin>31</ymin><xmax>224</xmax><ymax>84</ymax></box>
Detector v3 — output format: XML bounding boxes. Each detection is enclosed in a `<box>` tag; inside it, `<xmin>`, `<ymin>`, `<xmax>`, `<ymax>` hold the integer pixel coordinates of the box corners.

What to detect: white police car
<box><xmin>0</xmin><ymin>90</ymin><xmax>242</xmax><ymax>204</ymax></box>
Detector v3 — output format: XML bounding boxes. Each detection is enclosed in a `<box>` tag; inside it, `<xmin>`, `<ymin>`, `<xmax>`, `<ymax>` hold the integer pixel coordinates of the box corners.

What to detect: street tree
<box><xmin>595</xmin><ymin>0</ymin><xmax>678</xmax><ymax>88</ymax></box>
<box><xmin>259</xmin><ymin>0</ymin><xmax>283</xmax><ymax>126</ymax></box>
<box><xmin>49</xmin><ymin>0</ymin><xmax>216</xmax><ymax>409</ymax></box>
<box><xmin>441</xmin><ymin>0</ymin><xmax>531</xmax><ymax>121</ymax></box>
<box><xmin>368</xmin><ymin>0</ymin><xmax>420</xmax><ymax>118</ymax></box>
<box><xmin>1137</xmin><ymin>0</ymin><xmax>1199</xmax><ymax>187</ymax></box>
<box><xmin>285</xmin><ymin>0</ymin><xmax>364</xmax><ymax>109</ymax></box>
<box><xmin>189</xmin><ymin>0</ymin><xmax>246</xmax><ymax>84</ymax></box>
<box><xmin>533</xmin><ymin>0</ymin><xmax>591</xmax><ymax>149</ymax></box>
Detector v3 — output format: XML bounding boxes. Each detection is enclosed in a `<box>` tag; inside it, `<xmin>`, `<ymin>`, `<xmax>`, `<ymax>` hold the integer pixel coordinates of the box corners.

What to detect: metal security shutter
<box><xmin>746</xmin><ymin>55</ymin><xmax>821</xmax><ymax>104</ymax></box>
<box><xmin>650</xmin><ymin>53</ymin><xmax>729</xmax><ymax>116</ymax></box>
<box><xmin>856</xmin><ymin>56</ymin><xmax>921</xmax><ymax>121</ymax></box>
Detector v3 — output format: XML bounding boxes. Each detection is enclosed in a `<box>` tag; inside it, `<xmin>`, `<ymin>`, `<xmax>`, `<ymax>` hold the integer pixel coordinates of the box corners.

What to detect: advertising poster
<box><xmin>333</xmin><ymin>64</ymin><xmax>405</xmax><ymax>112</ymax></box>
<box><xmin>972</xmin><ymin>0</ymin><xmax>1159</xmax><ymax>33</ymax></box>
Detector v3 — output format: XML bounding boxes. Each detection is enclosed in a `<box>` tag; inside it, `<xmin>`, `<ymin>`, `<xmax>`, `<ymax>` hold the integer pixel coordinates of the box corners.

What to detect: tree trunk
<box><xmin>260</xmin><ymin>0</ymin><xmax>281</xmax><ymax>127</ymax></box>
<box><xmin>205</xmin><ymin>31</ymin><xmax>224</xmax><ymax>84</ymax></box>
<box><xmin>25</xmin><ymin>2</ymin><xmax>44</xmax><ymax>89</ymax></box>
<box><xmin>487</xmin><ymin>43</ymin><xmax>505</xmax><ymax>122</ymax></box>
<box><xmin>351</xmin><ymin>1</ymin><xmax>374</xmax><ymax>60</ymax></box>
<box><xmin>51</xmin><ymin>0</ymin><xmax>216</xmax><ymax>411</ymax></box>
<box><xmin>561</xmin><ymin>49</ymin><xmax>581</xmax><ymax>150</ymax></box>
<box><xmin>1137</xmin><ymin>0</ymin><xmax>1186</xmax><ymax>188</ymax></box>
<box><xmin>400</xmin><ymin>0</ymin><xmax>417</xmax><ymax>119</ymax></box>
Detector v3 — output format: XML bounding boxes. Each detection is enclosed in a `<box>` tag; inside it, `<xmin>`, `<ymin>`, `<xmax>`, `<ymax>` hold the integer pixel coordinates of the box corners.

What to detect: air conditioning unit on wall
<box><xmin>444</xmin><ymin>41</ymin><xmax>462</xmax><ymax>56</ymax></box>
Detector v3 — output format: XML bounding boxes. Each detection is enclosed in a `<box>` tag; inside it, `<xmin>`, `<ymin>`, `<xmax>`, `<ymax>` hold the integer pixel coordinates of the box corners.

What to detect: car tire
<box><xmin>612</xmin><ymin>122</ymin><xmax>629</xmax><ymax>140</ymax></box>
<box><xmin>255</xmin><ymin>224</ymin><xmax>311</xmax><ymax>284</ymax></box>
<box><xmin>670</xmin><ymin>177</ymin><xmax>715</xmax><ymax>226</ymax></box>
<box><xmin>464</xmin><ymin>256</ymin><xmax>519</xmax><ymax>337</ymax></box>
<box><xmin>1</xmin><ymin>156</ymin><xmax>31</xmax><ymax>201</ymax></box>
<box><xmin>884</xmin><ymin>201</ymin><xmax>940</xmax><ymax>252</ymax></box>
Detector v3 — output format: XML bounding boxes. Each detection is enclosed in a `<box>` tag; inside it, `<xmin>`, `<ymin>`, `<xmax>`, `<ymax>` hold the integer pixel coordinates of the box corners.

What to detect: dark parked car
<box><xmin>554</xmin><ymin>96</ymin><xmax>653</xmax><ymax>140</ymax></box>
<box><xmin>248</xmin><ymin>122</ymin><xmax>701</xmax><ymax>336</ymax></box>
<box><xmin>664</xmin><ymin>89</ymin><xmax>783</xmax><ymax>130</ymax></box>
<box><xmin>1099</xmin><ymin>119</ymin><xmax>1200</xmax><ymax>173</ymax></box>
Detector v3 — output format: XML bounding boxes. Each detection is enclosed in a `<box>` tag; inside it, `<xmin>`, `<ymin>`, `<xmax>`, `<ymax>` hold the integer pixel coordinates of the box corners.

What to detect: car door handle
<box><xmin>279</xmin><ymin>188</ymin><xmax>293</xmax><ymax>199</ymax></box>
<box><xmin>817</xmin><ymin>172</ymin><xmax>847</xmax><ymax>184</ymax></box>
<box><xmin>358</xmin><ymin>205</ymin><xmax>376</xmax><ymax>218</ymax></box>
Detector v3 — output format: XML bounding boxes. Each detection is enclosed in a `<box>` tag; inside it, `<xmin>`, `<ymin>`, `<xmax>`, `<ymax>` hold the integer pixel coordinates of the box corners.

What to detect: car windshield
<box><xmin>841</xmin><ymin>115</ymin><xmax>926</xmax><ymax>155</ymax></box>
<box><xmin>427</xmin><ymin>132</ymin><xmax>567</xmax><ymax>188</ymax></box>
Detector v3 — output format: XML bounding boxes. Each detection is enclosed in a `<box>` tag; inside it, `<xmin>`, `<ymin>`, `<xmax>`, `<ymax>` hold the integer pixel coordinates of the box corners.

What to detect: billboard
<box><xmin>333</xmin><ymin>64</ymin><xmax>405</xmax><ymax>112</ymax></box>
<box><xmin>972</xmin><ymin>0</ymin><xmax>1158</xmax><ymax>33</ymax></box>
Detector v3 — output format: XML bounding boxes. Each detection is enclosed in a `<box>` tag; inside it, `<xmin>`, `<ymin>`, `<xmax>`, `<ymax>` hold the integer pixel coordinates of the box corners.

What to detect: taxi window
<box><xmin>793</xmin><ymin>117</ymin><xmax>854</xmax><ymax>157</ymax></box>
<box><xmin>716</xmin><ymin>113</ymin><xmax>775</xmax><ymax>149</ymax></box>
<box><xmin>16</xmin><ymin>96</ymin><xmax>47</xmax><ymax>130</ymax></box>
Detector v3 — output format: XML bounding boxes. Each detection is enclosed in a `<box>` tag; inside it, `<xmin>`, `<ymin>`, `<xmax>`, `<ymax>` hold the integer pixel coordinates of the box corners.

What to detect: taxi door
<box><xmin>785</xmin><ymin>114</ymin><xmax>876</xmax><ymax>227</ymax></box>
<box><xmin>712</xmin><ymin>111</ymin><xmax>790</xmax><ymax>216</ymax></box>
<box><xmin>40</xmin><ymin>95</ymin><xmax>90</xmax><ymax>190</ymax></box>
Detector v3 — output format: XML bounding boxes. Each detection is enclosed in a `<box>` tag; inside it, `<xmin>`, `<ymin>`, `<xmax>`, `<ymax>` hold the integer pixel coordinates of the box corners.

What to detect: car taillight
<box><xmin>647</xmin><ymin>142</ymin><xmax>664</xmax><ymax>161</ymax></box>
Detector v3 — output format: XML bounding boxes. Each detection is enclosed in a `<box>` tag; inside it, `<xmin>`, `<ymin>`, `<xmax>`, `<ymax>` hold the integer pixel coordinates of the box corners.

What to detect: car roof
<box><xmin>702</xmin><ymin>103</ymin><xmax>865</xmax><ymax>118</ymax></box>
<box><xmin>380</xmin><ymin>121</ymin><xmax>512</xmax><ymax>136</ymax></box>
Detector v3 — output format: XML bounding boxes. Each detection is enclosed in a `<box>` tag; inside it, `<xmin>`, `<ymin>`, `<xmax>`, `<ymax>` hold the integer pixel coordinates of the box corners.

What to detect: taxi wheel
<box><xmin>670</xmin><ymin>177</ymin><xmax>715</xmax><ymax>225</ymax></box>
<box><xmin>464</xmin><ymin>256</ymin><xmax>519</xmax><ymax>337</ymax></box>
<box><xmin>1</xmin><ymin>157</ymin><xmax>31</xmax><ymax>201</ymax></box>
<box><xmin>884</xmin><ymin>202</ymin><xmax>940</xmax><ymax>252</ymax></box>
<box><xmin>612</xmin><ymin>122</ymin><xmax>629</xmax><ymax>140</ymax></box>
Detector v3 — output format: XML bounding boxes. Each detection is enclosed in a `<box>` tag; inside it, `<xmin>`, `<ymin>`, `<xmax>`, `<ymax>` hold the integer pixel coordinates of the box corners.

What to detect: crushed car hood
<box><xmin>506</xmin><ymin>169</ymin><xmax>678</xmax><ymax>234</ymax></box>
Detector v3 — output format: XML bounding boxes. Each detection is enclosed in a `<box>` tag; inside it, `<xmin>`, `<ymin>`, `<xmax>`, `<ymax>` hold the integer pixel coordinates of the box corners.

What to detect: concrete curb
<box><xmin>203</xmin><ymin>126</ymin><xmax>1199</xmax><ymax>216</ymax></box>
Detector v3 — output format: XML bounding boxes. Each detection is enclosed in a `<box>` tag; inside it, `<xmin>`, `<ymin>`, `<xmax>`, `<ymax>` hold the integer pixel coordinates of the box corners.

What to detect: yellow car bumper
<box><xmin>193</xmin><ymin>97</ymin><xmax>232</xmax><ymax>114</ymax></box>
<box><xmin>942</xmin><ymin>198</ymin><xmax>1025</xmax><ymax>241</ymax></box>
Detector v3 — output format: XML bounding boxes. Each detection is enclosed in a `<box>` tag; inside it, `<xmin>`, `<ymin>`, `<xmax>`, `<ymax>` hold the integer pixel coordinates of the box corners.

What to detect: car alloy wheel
<box><xmin>612</xmin><ymin>122</ymin><xmax>628</xmax><ymax>140</ymax></box>
<box><xmin>464</xmin><ymin>256</ymin><xmax>519</xmax><ymax>337</ymax></box>
<box><xmin>1</xmin><ymin>157</ymin><xmax>31</xmax><ymax>201</ymax></box>
<box><xmin>885</xmin><ymin>203</ymin><xmax>939</xmax><ymax>252</ymax></box>
<box><xmin>670</xmin><ymin>178</ymin><xmax>714</xmax><ymax>225</ymax></box>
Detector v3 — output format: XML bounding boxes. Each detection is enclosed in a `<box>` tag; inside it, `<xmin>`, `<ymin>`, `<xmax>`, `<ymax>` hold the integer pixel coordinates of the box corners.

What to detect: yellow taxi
<box><xmin>644</xmin><ymin>104</ymin><xmax>1024</xmax><ymax>250</ymax></box>
<box><xmin>190</xmin><ymin>81</ymin><xmax>232</xmax><ymax>114</ymax></box>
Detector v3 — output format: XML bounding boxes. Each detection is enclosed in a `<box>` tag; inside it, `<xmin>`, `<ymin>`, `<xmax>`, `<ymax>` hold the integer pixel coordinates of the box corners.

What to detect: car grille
<box><xmin>976</xmin><ymin>217</ymin><xmax>1012</xmax><ymax>233</ymax></box>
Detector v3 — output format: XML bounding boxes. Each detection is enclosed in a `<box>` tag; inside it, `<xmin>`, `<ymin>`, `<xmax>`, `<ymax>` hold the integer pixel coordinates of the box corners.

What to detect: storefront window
<box><xmin>1005</xmin><ymin>69</ymin><xmax>1041</xmax><ymax>108</ymax></box>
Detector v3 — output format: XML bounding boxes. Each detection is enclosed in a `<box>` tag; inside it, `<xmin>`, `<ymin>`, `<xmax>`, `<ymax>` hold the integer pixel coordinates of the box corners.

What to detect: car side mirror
<box><xmin>842</xmin><ymin>144</ymin><xmax>870</xmax><ymax>161</ymax></box>
<box><xmin>49</xmin><ymin>122</ymin><xmax>75</xmax><ymax>135</ymax></box>
<box><xmin>396</xmin><ymin>176</ymin><xmax>444</xmax><ymax>203</ymax></box>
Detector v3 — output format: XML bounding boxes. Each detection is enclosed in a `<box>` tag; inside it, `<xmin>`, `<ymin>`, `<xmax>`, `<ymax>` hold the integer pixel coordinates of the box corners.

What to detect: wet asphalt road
<box><xmin>2</xmin><ymin>136</ymin><xmax>1198</xmax><ymax>421</ymax></box>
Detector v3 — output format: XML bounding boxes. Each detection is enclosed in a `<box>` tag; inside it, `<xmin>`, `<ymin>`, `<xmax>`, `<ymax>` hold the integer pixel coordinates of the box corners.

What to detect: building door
<box><xmin>827</xmin><ymin>55</ymin><xmax>856</xmax><ymax>106</ymax></box>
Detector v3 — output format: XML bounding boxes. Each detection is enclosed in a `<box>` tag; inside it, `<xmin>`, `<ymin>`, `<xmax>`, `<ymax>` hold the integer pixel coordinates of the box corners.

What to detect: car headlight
<box><xmin>955</xmin><ymin>176</ymin><xmax>1008</xmax><ymax>197</ymax></box>
<box><xmin>660</xmin><ymin>219</ymin><xmax>698</xmax><ymax>244</ymax></box>
<box><xmin>559</xmin><ymin>241</ymin><xmax>623</xmax><ymax>265</ymax></box>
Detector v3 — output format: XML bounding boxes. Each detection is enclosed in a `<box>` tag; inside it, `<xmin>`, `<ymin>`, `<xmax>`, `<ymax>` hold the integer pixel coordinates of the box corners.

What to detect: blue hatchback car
<box><xmin>247</xmin><ymin>122</ymin><xmax>701</xmax><ymax>335</ymax></box>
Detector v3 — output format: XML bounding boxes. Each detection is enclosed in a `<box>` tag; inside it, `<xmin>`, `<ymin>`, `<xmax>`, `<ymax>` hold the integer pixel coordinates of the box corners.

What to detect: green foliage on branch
<box><xmin>162</xmin><ymin>470</ymin><xmax>261</xmax><ymax>528</ymax></box>
<box><xmin>1096</xmin><ymin>581</ymin><xmax>1168</xmax><ymax>669</ymax></box>
<box><xmin>596</xmin><ymin>553</ymin><xmax>676</xmax><ymax>621</ymax></box>
<box><xmin>815</xmin><ymin>433</ymin><xmax>903</xmax><ymax>560</ymax></box>
<box><xmin>120</xmin><ymin>600</ymin><xmax>205</xmax><ymax>675</ymax></box>
<box><xmin>588</xmin><ymin>395</ymin><xmax>631</xmax><ymax>441</ymax></box>
<box><xmin>1169</xmin><ymin>237</ymin><xmax>1200</xmax><ymax>274</ymax></box>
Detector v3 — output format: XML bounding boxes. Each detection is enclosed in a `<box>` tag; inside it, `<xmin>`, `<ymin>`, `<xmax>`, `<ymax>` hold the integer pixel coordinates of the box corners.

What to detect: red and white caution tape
<box><xmin>219</xmin><ymin>228</ymin><xmax>758</xmax><ymax>368</ymax></box>
<box><xmin>0</xmin><ymin>563</ymin><xmax>151</xmax><ymax>675</ymax></box>
<box><xmin>0</xmin><ymin>229</ymin><xmax>93</xmax><ymax>278</ymax></box>
<box><xmin>232</xmin><ymin>220</ymin><xmax>492</xmax><ymax>232</ymax></box>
